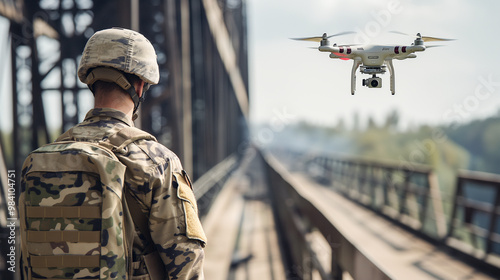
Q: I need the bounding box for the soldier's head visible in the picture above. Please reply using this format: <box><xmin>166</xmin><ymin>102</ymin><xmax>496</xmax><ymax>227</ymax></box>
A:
<box><xmin>77</xmin><ymin>27</ymin><xmax>159</xmax><ymax>113</ymax></box>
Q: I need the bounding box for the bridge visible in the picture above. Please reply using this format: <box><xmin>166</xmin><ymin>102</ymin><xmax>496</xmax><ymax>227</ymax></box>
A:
<box><xmin>198</xmin><ymin>148</ymin><xmax>500</xmax><ymax>279</ymax></box>
<box><xmin>0</xmin><ymin>1</ymin><xmax>499</xmax><ymax>279</ymax></box>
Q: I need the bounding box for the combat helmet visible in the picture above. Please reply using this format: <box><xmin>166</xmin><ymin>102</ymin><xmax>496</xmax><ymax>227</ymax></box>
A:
<box><xmin>78</xmin><ymin>27</ymin><xmax>159</xmax><ymax>113</ymax></box>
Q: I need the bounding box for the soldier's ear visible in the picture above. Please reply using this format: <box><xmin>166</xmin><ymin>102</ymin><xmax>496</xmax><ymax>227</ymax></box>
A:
<box><xmin>136</xmin><ymin>80</ymin><xmax>146</xmax><ymax>98</ymax></box>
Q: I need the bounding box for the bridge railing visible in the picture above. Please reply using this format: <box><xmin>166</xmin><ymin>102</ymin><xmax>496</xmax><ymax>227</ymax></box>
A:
<box><xmin>193</xmin><ymin>154</ymin><xmax>240</xmax><ymax>218</ymax></box>
<box><xmin>260</xmin><ymin>150</ymin><xmax>393</xmax><ymax>280</ymax></box>
<box><xmin>447</xmin><ymin>170</ymin><xmax>500</xmax><ymax>269</ymax></box>
<box><xmin>267</xmin><ymin>148</ymin><xmax>500</xmax><ymax>276</ymax></box>
<box><xmin>306</xmin><ymin>155</ymin><xmax>447</xmax><ymax>240</ymax></box>
<box><xmin>306</xmin><ymin>155</ymin><xmax>500</xmax><ymax>271</ymax></box>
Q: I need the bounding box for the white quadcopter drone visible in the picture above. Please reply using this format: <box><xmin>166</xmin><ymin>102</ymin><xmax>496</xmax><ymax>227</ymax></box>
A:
<box><xmin>292</xmin><ymin>31</ymin><xmax>454</xmax><ymax>95</ymax></box>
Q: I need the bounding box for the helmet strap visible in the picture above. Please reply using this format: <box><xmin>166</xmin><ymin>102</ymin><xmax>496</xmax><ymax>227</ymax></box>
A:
<box><xmin>85</xmin><ymin>67</ymin><xmax>144</xmax><ymax>114</ymax></box>
<box><xmin>126</xmin><ymin>86</ymin><xmax>143</xmax><ymax>114</ymax></box>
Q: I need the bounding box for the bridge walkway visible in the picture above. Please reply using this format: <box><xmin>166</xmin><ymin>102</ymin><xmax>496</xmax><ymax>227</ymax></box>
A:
<box><xmin>202</xmin><ymin>150</ymin><xmax>287</xmax><ymax>280</ymax></box>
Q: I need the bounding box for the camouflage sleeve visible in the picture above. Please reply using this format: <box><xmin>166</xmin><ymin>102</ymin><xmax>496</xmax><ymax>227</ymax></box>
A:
<box><xmin>148</xmin><ymin>161</ymin><xmax>207</xmax><ymax>279</ymax></box>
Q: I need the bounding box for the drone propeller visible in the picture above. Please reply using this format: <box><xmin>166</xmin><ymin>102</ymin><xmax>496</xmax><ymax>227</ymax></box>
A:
<box><xmin>291</xmin><ymin>31</ymin><xmax>355</xmax><ymax>42</ymax></box>
<box><xmin>420</xmin><ymin>36</ymin><xmax>455</xmax><ymax>42</ymax></box>
<box><xmin>390</xmin><ymin>31</ymin><xmax>455</xmax><ymax>42</ymax></box>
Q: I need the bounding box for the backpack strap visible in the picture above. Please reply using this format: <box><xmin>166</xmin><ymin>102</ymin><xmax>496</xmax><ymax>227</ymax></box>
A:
<box><xmin>124</xmin><ymin>191</ymin><xmax>155</xmax><ymax>252</ymax></box>
<box><xmin>124</xmin><ymin>191</ymin><xmax>165</xmax><ymax>279</ymax></box>
<box><xmin>103</xmin><ymin>126</ymin><xmax>165</xmax><ymax>279</ymax></box>
<box><xmin>103</xmin><ymin>126</ymin><xmax>157</xmax><ymax>152</ymax></box>
<box><xmin>121</xmin><ymin>190</ymin><xmax>136</xmax><ymax>278</ymax></box>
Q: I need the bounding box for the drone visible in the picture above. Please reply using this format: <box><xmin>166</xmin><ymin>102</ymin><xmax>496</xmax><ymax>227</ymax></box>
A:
<box><xmin>292</xmin><ymin>31</ymin><xmax>454</xmax><ymax>95</ymax></box>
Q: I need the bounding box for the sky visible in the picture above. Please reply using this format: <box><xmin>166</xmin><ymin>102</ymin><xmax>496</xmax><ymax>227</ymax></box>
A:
<box><xmin>246</xmin><ymin>0</ymin><xmax>500</xmax><ymax>129</ymax></box>
<box><xmin>1</xmin><ymin>1</ymin><xmax>499</xmax><ymax>132</ymax></box>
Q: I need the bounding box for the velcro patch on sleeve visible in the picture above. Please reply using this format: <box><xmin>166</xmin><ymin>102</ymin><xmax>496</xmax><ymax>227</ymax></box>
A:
<box><xmin>175</xmin><ymin>172</ymin><xmax>207</xmax><ymax>246</ymax></box>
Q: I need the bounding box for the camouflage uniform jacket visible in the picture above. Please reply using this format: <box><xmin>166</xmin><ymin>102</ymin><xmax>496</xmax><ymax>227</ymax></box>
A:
<box><xmin>58</xmin><ymin>108</ymin><xmax>206</xmax><ymax>279</ymax></box>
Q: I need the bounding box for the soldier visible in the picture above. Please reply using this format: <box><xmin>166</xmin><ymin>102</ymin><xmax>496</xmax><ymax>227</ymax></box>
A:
<box><xmin>26</xmin><ymin>27</ymin><xmax>207</xmax><ymax>279</ymax></box>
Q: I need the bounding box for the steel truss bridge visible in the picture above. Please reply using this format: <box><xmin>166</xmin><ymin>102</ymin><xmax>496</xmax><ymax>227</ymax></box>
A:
<box><xmin>1</xmin><ymin>1</ymin><xmax>500</xmax><ymax>279</ymax></box>
<box><xmin>0</xmin><ymin>0</ymin><xmax>248</xmax><ymax>278</ymax></box>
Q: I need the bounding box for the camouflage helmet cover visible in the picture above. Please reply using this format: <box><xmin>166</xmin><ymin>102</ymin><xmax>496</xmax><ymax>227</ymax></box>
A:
<box><xmin>78</xmin><ymin>27</ymin><xmax>160</xmax><ymax>85</ymax></box>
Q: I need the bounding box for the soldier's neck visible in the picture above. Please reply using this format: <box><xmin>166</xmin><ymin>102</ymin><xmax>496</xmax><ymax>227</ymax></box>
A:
<box><xmin>94</xmin><ymin>89</ymin><xmax>134</xmax><ymax>120</ymax></box>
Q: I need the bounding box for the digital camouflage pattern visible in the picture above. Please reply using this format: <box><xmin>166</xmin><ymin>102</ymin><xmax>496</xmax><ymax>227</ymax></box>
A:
<box><xmin>78</xmin><ymin>28</ymin><xmax>160</xmax><ymax>85</ymax></box>
<box><xmin>20</xmin><ymin>108</ymin><xmax>207</xmax><ymax>279</ymax></box>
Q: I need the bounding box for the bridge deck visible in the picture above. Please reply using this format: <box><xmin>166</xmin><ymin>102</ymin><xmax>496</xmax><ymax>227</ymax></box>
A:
<box><xmin>202</xmin><ymin>151</ymin><xmax>286</xmax><ymax>280</ymax></box>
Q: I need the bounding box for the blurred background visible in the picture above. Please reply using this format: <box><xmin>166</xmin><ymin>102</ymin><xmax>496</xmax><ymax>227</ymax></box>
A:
<box><xmin>1</xmin><ymin>0</ymin><xmax>500</xmax><ymax>279</ymax></box>
<box><xmin>249</xmin><ymin>0</ymin><xmax>500</xmax><ymax>175</ymax></box>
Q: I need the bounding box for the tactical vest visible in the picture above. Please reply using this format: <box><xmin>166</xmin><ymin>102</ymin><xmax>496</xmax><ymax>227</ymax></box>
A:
<box><xmin>20</xmin><ymin>127</ymin><xmax>163</xmax><ymax>280</ymax></box>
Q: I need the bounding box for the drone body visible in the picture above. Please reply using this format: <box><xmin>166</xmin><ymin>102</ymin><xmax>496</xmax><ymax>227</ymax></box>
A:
<box><xmin>293</xmin><ymin>32</ymin><xmax>453</xmax><ymax>95</ymax></box>
<box><xmin>322</xmin><ymin>42</ymin><xmax>424</xmax><ymax>95</ymax></box>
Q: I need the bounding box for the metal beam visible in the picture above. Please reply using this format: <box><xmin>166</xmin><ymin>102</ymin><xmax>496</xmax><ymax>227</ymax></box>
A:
<box><xmin>180</xmin><ymin>0</ymin><xmax>193</xmax><ymax>175</ymax></box>
<box><xmin>201</xmin><ymin>0</ymin><xmax>249</xmax><ymax>120</ymax></box>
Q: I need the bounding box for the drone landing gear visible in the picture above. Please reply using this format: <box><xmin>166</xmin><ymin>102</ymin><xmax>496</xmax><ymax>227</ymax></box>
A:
<box><xmin>387</xmin><ymin>59</ymin><xmax>395</xmax><ymax>95</ymax></box>
<box><xmin>351</xmin><ymin>60</ymin><xmax>362</xmax><ymax>95</ymax></box>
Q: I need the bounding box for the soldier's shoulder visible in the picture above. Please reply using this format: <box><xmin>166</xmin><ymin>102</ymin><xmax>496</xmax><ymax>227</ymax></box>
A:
<box><xmin>140</xmin><ymin>138</ymin><xmax>179</xmax><ymax>160</ymax></box>
<box><xmin>126</xmin><ymin>137</ymin><xmax>182</xmax><ymax>170</ymax></box>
